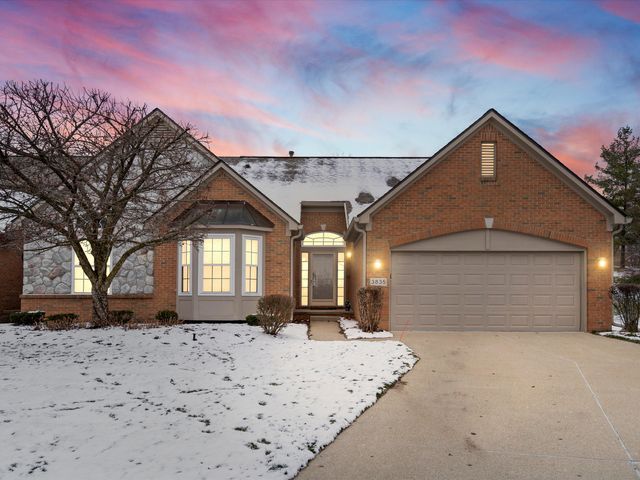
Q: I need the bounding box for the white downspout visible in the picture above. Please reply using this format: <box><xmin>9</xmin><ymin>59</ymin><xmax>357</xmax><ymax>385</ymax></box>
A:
<box><xmin>290</xmin><ymin>227</ymin><xmax>304</xmax><ymax>297</ymax></box>
<box><xmin>353</xmin><ymin>221</ymin><xmax>367</xmax><ymax>288</ymax></box>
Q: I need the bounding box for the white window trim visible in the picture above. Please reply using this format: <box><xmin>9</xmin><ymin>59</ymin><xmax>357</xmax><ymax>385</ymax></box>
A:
<box><xmin>242</xmin><ymin>235</ymin><xmax>263</xmax><ymax>297</ymax></box>
<box><xmin>178</xmin><ymin>241</ymin><xmax>192</xmax><ymax>296</ymax></box>
<box><xmin>70</xmin><ymin>243</ymin><xmax>112</xmax><ymax>295</ymax></box>
<box><xmin>198</xmin><ymin>234</ymin><xmax>235</xmax><ymax>296</ymax></box>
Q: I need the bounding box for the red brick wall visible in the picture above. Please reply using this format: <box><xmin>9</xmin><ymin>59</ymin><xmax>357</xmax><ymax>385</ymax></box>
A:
<box><xmin>362</xmin><ymin>120</ymin><xmax>613</xmax><ymax>331</ymax></box>
<box><xmin>22</xmin><ymin>169</ymin><xmax>292</xmax><ymax>321</ymax></box>
<box><xmin>300</xmin><ymin>210</ymin><xmax>347</xmax><ymax>235</ymax></box>
<box><xmin>0</xmin><ymin>240</ymin><xmax>23</xmax><ymax>320</ymax></box>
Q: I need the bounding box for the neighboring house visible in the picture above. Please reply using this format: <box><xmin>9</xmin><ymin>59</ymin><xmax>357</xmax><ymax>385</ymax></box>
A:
<box><xmin>0</xmin><ymin>232</ymin><xmax>22</xmax><ymax>321</ymax></box>
<box><xmin>19</xmin><ymin>109</ymin><xmax>628</xmax><ymax>331</ymax></box>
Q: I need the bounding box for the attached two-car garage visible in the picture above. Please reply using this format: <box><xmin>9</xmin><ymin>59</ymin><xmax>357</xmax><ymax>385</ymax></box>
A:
<box><xmin>390</xmin><ymin>230</ymin><xmax>583</xmax><ymax>331</ymax></box>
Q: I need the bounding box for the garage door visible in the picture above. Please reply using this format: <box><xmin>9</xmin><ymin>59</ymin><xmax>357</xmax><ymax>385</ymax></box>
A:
<box><xmin>391</xmin><ymin>251</ymin><xmax>581</xmax><ymax>331</ymax></box>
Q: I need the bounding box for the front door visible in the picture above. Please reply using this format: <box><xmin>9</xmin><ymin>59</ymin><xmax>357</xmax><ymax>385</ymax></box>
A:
<box><xmin>310</xmin><ymin>252</ymin><xmax>335</xmax><ymax>306</ymax></box>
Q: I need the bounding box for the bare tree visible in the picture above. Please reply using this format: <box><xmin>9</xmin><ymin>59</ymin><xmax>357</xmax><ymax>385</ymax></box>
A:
<box><xmin>0</xmin><ymin>80</ymin><xmax>213</xmax><ymax>323</ymax></box>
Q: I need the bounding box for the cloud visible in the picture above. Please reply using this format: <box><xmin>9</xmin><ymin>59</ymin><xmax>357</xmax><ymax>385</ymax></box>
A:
<box><xmin>599</xmin><ymin>0</ymin><xmax>640</xmax><ymax>23</ymax></box>
<box><xmin>529</xmin><ymin>115</ymin><xmax>625</xmax><ymax>177</ymax></box>
<box><xmin>448</xmin><ymin>2</ymin><xmax>593</xmax><ymax>76</ymax></box>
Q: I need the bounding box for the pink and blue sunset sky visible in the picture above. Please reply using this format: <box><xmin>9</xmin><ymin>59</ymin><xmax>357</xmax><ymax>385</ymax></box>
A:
<box><xmin>1</xmin><ymin>0</ymin><xmax>639</xmax><ymax>177</ymax></box>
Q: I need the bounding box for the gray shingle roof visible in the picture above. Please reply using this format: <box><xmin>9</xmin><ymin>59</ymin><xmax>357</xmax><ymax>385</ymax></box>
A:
<box><xmin>224</xmin><ymin>157</ymin><xmax>427</xmax><ymax>222</ymax></box>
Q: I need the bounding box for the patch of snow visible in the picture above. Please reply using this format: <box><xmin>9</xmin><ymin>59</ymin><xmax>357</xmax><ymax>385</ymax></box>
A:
<box><xmin>599</xmin><ymin>330</ymin><xmax>640</xmax><ymax>342</ymax></box>
<box><xmin>224</xmin><ymin>157</ymin><xmax>425</xmax><ymax>222</ymax></box>
<box><xmin>339</xmin><ymin>317</ymin><xmax>394</xmax><ymax>340</ymax></box>
<box><xmin>0</xmin><ymin>323</ymin><xmax>416</xmax><ymax>479</ymax></box>
<box><xmin>614</xmin><ymin>267</ymin><xmax>640</xmax><ymax>279</ymax></box>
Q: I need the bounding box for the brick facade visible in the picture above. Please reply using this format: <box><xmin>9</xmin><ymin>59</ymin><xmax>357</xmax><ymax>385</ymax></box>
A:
<box><xmin>18</xmin><ymin>115</ymin><xmax>617</xmax><ymax>330</ymax></box>
<box><xmin>351</xmin><ymin>120</ymin><xmax>613</xmax><ymax>331</ymax></box>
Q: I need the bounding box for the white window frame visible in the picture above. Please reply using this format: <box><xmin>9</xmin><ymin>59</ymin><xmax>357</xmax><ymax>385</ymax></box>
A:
<box><xmin>71</xmin><ymin>241</ymin><xmax>111</xmax><ymax>295</ymax></box>
<box><xmin>178</xmin><ymin>240</ymin><xmax>192</xmax><ymax>296</ymax></box>
<box><xmin>198</xmin><ymin>234</ymin><xmax>235</xmax><ymax>296</ymax></box>
<box><xmin>242</xmin><ymin>235</ymin><xmax>263</xmax><ymax>296</ymax></box>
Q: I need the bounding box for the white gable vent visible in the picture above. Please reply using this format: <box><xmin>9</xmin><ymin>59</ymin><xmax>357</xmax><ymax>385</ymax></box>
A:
<box><xmin>481</xmin><ymin>142</ymin><xmax>496</xmax><ymax>179</ymax></box>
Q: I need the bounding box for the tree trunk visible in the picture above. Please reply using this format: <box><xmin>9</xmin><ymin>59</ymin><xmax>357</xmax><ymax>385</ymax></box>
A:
<box><xmin>621</xmin><ymin>243</ymin><xmax>627</xmax><ymax>270</ymax></box>
<box><xmin>91</xmin><ymin>285</ymin><xmax>109</xmax><ymax>326</ymax></box>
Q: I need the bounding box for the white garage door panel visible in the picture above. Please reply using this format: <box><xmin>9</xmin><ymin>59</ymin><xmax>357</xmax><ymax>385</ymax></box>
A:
<box><xmin>390</xmin><ymin>252</ymin><xmax>581</xmax><ymax>331</ymax></box>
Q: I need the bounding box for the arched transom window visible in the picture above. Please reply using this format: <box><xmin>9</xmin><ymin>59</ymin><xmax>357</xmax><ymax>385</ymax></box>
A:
<box><xmin>302</xmin><ymin>231</ymin><xmax>345</xmax><ymax>247</ymax></box>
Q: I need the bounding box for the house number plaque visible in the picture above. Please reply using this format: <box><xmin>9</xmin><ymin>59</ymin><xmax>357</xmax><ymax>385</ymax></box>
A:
<box><xmin>369</xmin><ymin>278</ymin><xmax>388</xmax><ymax>287</ymax></box>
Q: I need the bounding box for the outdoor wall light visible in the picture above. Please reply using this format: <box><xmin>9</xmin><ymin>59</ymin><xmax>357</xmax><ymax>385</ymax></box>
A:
<box><xmin>346</xmin><ymin>251</ymin><xmax>353</xmax><ymax>259</ymax></box>
<box><xmin>484</xmin><ymin>217</ymin><xmax>494</xmax><ymax>229</ymax></box>
<box><xmin>373</xmin><ymin>259</ymin><xmax>382</xmax><ymax>270</ymax></box>
<box><xmin>597</xmin><ymin>257</ymin><xmax>607</xmax><ymax>269</ymax></box>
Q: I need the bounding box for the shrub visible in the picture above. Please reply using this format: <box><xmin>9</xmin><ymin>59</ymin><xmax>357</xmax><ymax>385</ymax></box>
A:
<box><xmin>357</xmin><ymin>287</ymin><xmax>383</xmax><ymax>333</ymax></box>
<box><xmin>610</xmin><ymin>284</ymin><xmax>640</xmax><ymax>333</ymax></box>
<box><xmin>246</xmin><ymin>314</ymin><xmax>259</xmax><ymax>326</ymax></box>
<box><xmin>155</xmin><ymin>310</ymin><xmax>182</xmax><ymax>325</ymax></box>
<box><xmin>617</xmin><ymin>273</ymin><xmax>640</xmax><ymax>285</ymax></box>
<box><xmin>109</xmin><ymin>310</ymin><xmax>135</xmax><ymax>325</ymax></box>
<box><xmin>257</xmin><ymin>295</ymin><xmax>294</xmax><ymax>336</ymax></box>
<box><xmin>90</xmin><ymin>316</ymin><xmax>113</xmax><ymax>329</ymax></box>
<box><xmin>45</xmin><ymin>313</ymin><xmax>80</xmax><ymax>330</ymax></box>
<box><xmin>9</xmin><ymin>310</ymin><xmax>45</xmax><ymax>326</ymax></box>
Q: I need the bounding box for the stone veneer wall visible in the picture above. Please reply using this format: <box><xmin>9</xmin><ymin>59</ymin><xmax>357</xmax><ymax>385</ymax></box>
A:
<box><xmin>23</xmin><ymin>245</ymin><xmax>153</xmax><ymax>295</ymax></box>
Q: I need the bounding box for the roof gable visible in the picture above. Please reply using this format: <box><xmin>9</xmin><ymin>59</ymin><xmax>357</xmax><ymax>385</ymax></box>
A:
<box><xmin>356</xmin><ymin>109</ymin><xmax>628</xmax><ymax>229</ymax></box>
<box><xmin>164</xmin><ymin>160</ymin><xmax>301</xmax><ymax>230</ymax></box>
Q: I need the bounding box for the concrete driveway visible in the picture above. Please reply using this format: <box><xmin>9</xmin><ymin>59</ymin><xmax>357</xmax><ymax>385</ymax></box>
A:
<box><xmin>297</xmin><ymin>332</ymin><xmax>640</xmax><ymax>480</ymax></box>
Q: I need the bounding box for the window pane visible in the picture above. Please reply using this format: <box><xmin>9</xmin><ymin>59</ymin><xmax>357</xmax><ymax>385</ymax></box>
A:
<box><xmin>180</xmin><ymin>241</ymin><xmax>191</xmax><ymax>293</ymax></box>
<box><xmin>222</xmin><ymin>279</ymin><xmax>231</xmax><ymax>292</ymax></box>
<box><xmin>73</xmin><ymin>242</ymin><xmax>95</xmax><ymax>293</ymax></box>
<box><xmin>302</xmin><ymin>232</ymin><xmax>345</xmax><ymax>247</ymax></box>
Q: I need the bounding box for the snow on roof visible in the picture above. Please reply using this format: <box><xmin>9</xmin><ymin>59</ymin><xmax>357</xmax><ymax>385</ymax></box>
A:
<box><xmin>223</xmin><ymin>157</ymin><xmax>426</xmax><ymax>222</ymax></box>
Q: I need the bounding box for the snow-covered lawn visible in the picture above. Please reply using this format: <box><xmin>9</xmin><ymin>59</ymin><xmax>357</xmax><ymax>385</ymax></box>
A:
<box><xmin>0</xmin><ymin>323</ymin><xmax>416</xmax><ymax>479</ymax></box>
<box><xmin>339</xmin><ymin>318</ymin><xmax>393</xmax><ymax>340</ymax></box>
<box><xmin>599</xmin><ymin>323</ymin><xmax>640</xmax><ymax>343</ymax></box>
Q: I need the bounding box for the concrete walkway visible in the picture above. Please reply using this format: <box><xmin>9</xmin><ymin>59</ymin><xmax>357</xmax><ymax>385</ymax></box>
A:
<box><xmin>297</xmin><ymin>332</ymin><xmax>640</xmax><ymax>480</ymax></box>
<box><xmin>308</xmin><ymin>317</ymin><xmax>345</xmax><ymax>341</ymax></box>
